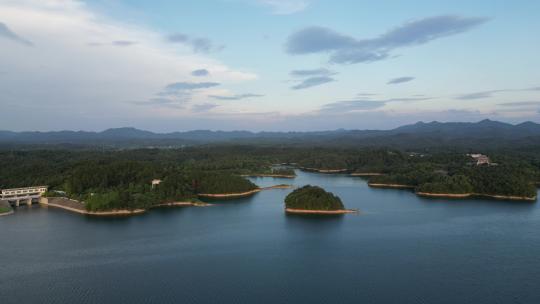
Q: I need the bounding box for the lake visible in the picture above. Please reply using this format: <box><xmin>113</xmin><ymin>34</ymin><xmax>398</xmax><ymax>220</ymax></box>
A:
<box><xmin>1</xmin><ymin>170</ymin><xmax>540</xmax><ymax>304</ymax></box>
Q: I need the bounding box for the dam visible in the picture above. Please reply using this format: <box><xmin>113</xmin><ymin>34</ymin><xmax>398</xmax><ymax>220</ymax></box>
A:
<box><xmin>1</xmin><ymin>186</ymin><xmax>48</xmax><ymax>207</ymax></box>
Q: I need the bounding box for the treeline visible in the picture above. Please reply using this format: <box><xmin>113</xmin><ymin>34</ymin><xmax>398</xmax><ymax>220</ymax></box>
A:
<box><xmin>188</xmin><ymin>172</ymin><xmax>257</xmax><ymax>194</ymax></box>
<box><xmin>271</xmin><ymin>168</ymin><xmax>295</xmax><ymax>176</ymax></box>
<box><xmin>372</xmin><ymin>163</ymin><xmax>537</xmax><ymax>198</ymax></box>
<box><xmin>83</xmin><ymin>172</ymin><xmax>196</xmax><ymax>211</ymax></box>
<box><xmin>0</xmin><ymin>146</ymin><xmax>538</xmax><ymax>210</ymax></box>
<box><xmin>66</xmin><ymin>164</ymin><xmax>256</xmax><ymax>211</ymax></box>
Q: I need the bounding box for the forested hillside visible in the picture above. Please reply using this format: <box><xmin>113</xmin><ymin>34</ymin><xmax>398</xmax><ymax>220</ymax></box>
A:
<box><xmin>2</xmin><ymin>120</ymin><xmax>540</xmax><ymax>150</ymax></box>
<box><xmin>1</xmin><ymin>144</ymin><xmax>539</xmax><ymax>210</ymax></box>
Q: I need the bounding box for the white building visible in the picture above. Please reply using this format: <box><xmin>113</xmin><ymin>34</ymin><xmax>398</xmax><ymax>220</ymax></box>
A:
<box><xmin>151</xmin><ymin>179</ymin><xmax>162</xmax><ymax>188</ymax></box>
<box><xmin>468</xmin><ymin>154</ymin><xmax>490</xmax><ymax>166</ymax></box>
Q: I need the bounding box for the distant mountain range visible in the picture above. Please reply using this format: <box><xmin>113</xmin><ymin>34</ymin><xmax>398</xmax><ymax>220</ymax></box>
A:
<box><xmin>1</xmin><ymin>119</ymin><xmax>540</xmax><ymax>150</ymax></box>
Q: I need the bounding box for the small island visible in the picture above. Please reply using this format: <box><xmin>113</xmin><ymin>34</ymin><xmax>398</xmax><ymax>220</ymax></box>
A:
<box><xmin>284</xmin><ymin>185</ymin><xmax>356</xmax><ymax>214</ymax></box>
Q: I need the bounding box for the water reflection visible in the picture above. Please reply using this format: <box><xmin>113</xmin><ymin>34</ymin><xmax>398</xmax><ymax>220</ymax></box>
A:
<box><xmin>1</xmin><ymin>170</ymin><xmax>539</xmax><ymax>304</ymax></box>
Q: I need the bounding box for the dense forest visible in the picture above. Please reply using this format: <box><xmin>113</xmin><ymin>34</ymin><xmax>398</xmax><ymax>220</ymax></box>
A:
<box><xmin>1</xmin><ymin>145</ymin><xmax>539</xmax><ymax>210</ymax></box>
<box><xmin>285</xmin><ymin>185</ymin><xmax>345</xmax><ymax>211</ymax></box>
<box><xmin>266</xmin><ymin>168</ymin><xmax>296</xmax><ymax>176</ymax></box>
<box><xmin>370</xmin><ymin>160</ymin><xmax>538</xmax><ymax>198</ymax></box>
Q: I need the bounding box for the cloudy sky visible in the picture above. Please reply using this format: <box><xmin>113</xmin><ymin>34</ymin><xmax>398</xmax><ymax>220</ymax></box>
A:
<box><xmin>1</xmin><ymin>0</ymin><xmax>539</xmax><ymax>131</ymax></box>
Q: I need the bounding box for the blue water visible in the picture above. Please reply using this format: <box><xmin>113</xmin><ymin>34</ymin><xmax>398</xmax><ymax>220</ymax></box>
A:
<box><xmin>1</xmin><ymin>170</ymin><xmax>540</xmax><ymax>304</ymax></box>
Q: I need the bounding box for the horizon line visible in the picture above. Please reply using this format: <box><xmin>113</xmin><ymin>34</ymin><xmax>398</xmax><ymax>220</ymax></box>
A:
<box><xmin>1</xmin><ymin>119</ymin><xmax>538</xmax><ymax>134</ymax></box>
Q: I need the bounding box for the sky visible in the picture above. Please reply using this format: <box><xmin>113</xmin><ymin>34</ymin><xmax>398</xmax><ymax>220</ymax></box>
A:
<box><xmin>1</xmin><ymin>0</ymin><xmax>539</xmax><ymax>132</ymax></box>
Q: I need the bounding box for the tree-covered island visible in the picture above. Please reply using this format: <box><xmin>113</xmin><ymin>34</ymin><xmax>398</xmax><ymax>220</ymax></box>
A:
<box><xmin>284</xmin><ymin>185</ymin><xmax>356</xmax><ymax>214</ymax></box>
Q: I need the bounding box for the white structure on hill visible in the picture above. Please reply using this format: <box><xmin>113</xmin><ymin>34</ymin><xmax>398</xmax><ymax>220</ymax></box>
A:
<box><xmin>151</xmin><ymin>179</ymin><xmax>162</xmax><ymax>188</ymax></box>
<box><xmin>468</xmin><ymin>154</ymin><xmax>491</xmax><ymax>166</ymax></box>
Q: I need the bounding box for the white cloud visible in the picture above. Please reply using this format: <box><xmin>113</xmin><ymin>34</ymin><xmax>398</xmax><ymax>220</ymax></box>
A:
<box><xmin>0</xmin><ymin>0</ymin><xmax>256</xmax><ymax>130</ymax></box>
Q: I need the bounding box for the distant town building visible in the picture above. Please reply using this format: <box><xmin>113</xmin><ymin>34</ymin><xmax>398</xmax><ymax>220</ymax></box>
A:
<box><xmin>408</xmin><ymin>152</ymin><xmax>426</xmax><ymax>157</ymax></box>
<box><xmin>468</xmin><ymin>154</ymin><xmax>491</xmax><ymax>166</ymax></box>
<box><xmin>151</xmin><ymin>179</ymin><xmax>162</xmax><ymax>188</ymax></box>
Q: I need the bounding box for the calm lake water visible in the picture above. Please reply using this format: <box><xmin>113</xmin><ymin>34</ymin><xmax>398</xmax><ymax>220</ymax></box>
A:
<box><xmin>1</xmin><ymin>170</ymin><xmax>540</xmax><ymax>304</ymax></box>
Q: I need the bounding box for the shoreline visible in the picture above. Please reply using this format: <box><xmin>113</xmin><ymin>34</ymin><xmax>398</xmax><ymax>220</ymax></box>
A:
<box><xmin>151</xmin><ymin>201</ymin><xmax>212</xmax><ymax>208</ymax></box>
<box><xmin>40</xmin><ymin>197</ymin><xmax>211</xmax><ymax>217</ymax></box>
<box><xmin>350</xmin><ymin>172</ymin><xmax>384</xmax><ymax>176</ymax></box>
<box><xmin>416</xmin><ymin>191</ymin><xmax>537</xmax><ymax>201</ymax></box>
<box><xmin>261</xmin><ymin>184</ymin><xmax>293</xmax><ymax>190</ymax></box>
<box><xmin>285</xmin><ymin>208</ymin><xmax>358</xmax><ymax>214</ymax></box>
<box><xmin>0</xmin><ymin>200</ymin><xmax>14</xmax><ymax>217</ymax></box>
<box><xmin>198</xmin><ymin>184</ymin><xmax>292</xmax><ymax>198</ymax></box>
<box><xmin>300</xmin><ymin>167</ymin><xmax>349</xmax><ymax>174</ymax></box>
<box><xmin>368</xmin><ymin>183</ymin><xmax>415</xmax><ymax>189</ymax></box>
<box><xmin>41</xmin><ymin>198</ymin><xmax>146</xmax><ymax>216</ymax></box>
<box><xmin>416</xmin><ymin>192</ymin><xmax>471</xmax><ymax>198</ymax></box>
<box><xmin>198</xmin><ymin>188</ymin><xmax>261</xmax><ymax>198</ymax></box>
<box><xmin>44</xmin><ymin>202</ymin><xmax>146</xmax><ymax>216</ymax></box>
<box><xmin>0</xmin><ymin>210</ymin><xmax>14</xmax><ymax>217</ymax></box>
<box><xmin>34</xmin><ymin>185</ymin><xmax>293</xmax><ymax>216</ymax></box>
<box><xmin>242</xmin><ymin>174</ymin><xmax>296</xmax><ymax>178</ymax></box>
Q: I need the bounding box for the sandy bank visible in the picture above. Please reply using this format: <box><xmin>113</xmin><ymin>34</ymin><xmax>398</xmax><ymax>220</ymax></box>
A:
<box><xmin>261</xmin><ymin>185</ymin><xmax>293</xmax><ymax>190</ymax></box>
<box><xmin>416</xmin><ymin>192</ymin><xmax>537</xmax><ymax>201</ymax></box>
<box><xmin>242</xmin><ymin>174</ymin><xmax>296</xmax><ymax>178</ymax></box>
<box><xmin>285</xmin><ymin>208</ymin><xmax>358</xmax><ymax>214</ymax></box>
<box><xmin>151</xmin><ymin>201</ymin><xmax>212</xmax><ymax>208</ymax></box>
<box><xmin>368</xmin><ymin>183</ymin><xmax>415</xmax><ymax>189</ymax></box>
<box><xmin>198</xmin><ymin>185</ymin><xmax>292</xmax><ymax>198</ymax></box>
<box><xmin>300</xmin><ymin>167</ymin><xmax>349</xmax><ymax>174</ymax></box>
<box><xmin>198</xmin><ymin>189</ymin><xmax>261</xmax><ymax>198</ymax></box>
<box><xmin>416</xmin><ymin>192</ymin><xmax>471</xmax><ymax>198</ymax></box>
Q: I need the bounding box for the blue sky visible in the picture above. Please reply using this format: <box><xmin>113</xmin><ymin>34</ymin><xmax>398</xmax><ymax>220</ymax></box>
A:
<box><xmin>0</xmin><ymin>0</ymin><xmax>539</xmax><ymax>131</ymax></box>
